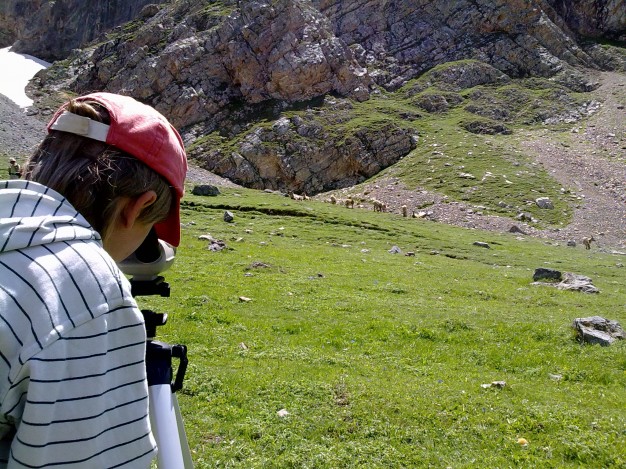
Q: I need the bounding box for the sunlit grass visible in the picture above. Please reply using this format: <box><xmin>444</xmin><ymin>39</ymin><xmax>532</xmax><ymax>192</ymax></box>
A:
<box><xmin>138</xmin><ymin>188</ymin><xmax>626</xmax><ymax>468</ymax></box>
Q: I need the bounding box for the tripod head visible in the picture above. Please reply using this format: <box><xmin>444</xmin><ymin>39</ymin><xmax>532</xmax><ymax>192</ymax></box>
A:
<box><xmin>118</xmin><ymin>228</ymin><xmax>176</xmax><ymax>298</ymax></box>
<box><xmin>117</xmin><ymin>227</ymin><xmax>177</xmax><ymax>336</ymax></box>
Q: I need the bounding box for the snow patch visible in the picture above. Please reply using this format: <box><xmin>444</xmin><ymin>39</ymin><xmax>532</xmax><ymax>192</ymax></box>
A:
<box><xmin>0</xmin><ymin>47</ymin><xmax>51</xmax><ymax>108</ymax></box>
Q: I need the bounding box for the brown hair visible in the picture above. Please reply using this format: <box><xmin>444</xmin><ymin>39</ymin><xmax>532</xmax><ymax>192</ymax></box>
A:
<box><xmin>23</xmin><ymin>99</ymin><xmax>174</xmax><ymax>241</ymax></box>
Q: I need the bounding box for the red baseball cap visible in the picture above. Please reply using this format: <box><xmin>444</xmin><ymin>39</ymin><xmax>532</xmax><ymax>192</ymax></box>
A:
<box><xmin>47</xmin><ymin>92</ymin><xmax>187</xmax><ymax>246</ymax></box>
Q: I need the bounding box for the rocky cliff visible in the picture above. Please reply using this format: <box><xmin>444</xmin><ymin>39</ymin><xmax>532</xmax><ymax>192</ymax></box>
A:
<box><xmin>193</xmin><ymin>107</ymin><xmax>418</xmax><ymax>194</ymax></box>
<box><xmin>547</xmin><ymin>0</ymin><xmax>626</xmax><ymax>39</ymax></box>
<box><xmin>8</xmin><ymin>0</ymin><xmax>626</xmax><ymax>193</ymax></box>
<box><xmin>0</xmin><ymin>0</ymin><xmax>170</xmax><ymax>60</ymax></box>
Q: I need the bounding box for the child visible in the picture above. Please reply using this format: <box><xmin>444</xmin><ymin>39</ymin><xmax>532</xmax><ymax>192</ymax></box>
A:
<box><xmin>0</xmin><ymin>92</ymin><xmax>187</xmax><ymax>467</ymax></box>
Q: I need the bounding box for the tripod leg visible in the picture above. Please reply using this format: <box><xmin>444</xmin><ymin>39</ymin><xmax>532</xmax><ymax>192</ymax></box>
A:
<box><xmin>149</xmin><ymin>384</ymin><xmax>188</xmax><ymax>468</ymax></box>
<box><xmin>146</xmin><ymin>340</ymin><xmax>193</xmax><ymax>468</ymax></box>
<box><xmin>172</xmin><ymin>394</ymin><xmax>194</xmax><ymax>468</ymax></box>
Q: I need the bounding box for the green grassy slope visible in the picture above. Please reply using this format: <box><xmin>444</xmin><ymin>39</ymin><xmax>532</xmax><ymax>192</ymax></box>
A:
<box><xmin>139</xmin><ymin>187</ymin><xmax>626</xmax><ymax>468</ymax></box>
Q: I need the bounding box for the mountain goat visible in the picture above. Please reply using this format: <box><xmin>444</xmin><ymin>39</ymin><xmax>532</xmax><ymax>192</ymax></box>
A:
<box><xmin>582</xmin><ymin>236</ymin><xmax>595</xmax><ymax>250</ymax></box>
<box><xmin>372</xmin><ymin>199</ymin><xmax>386</xmax><ymax>212</ymax></box>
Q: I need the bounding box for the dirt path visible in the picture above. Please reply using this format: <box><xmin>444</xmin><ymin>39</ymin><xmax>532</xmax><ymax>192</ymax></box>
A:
<box><xmin>521</xmin><ymin>71</ymin><xmax>626</xmax><ymax>250</ymax></box>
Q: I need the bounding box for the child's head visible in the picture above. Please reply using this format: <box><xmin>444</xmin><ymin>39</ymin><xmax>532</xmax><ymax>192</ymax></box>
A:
<box><xmin>24</xmin><ymin>93</ymin><xmax>187</xmax><ymax>248</ymax></box>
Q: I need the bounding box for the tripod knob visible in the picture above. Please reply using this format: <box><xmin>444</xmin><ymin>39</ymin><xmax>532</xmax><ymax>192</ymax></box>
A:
<box><xmin>146</xmin><ymin>340</ymin><xmax>188</xmax><ymax>393</ymax></box>
<box><xmin>141</xmin><ymin>309</ymin><xmax>168</xmax><ymax>338</ymax></box>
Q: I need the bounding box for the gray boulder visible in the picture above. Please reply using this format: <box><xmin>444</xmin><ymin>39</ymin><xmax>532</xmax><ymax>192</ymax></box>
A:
<box><xmin>192</xmin><ymin>185</ymin><xmax>221</xmax><ymax>196</ymax></box>
<box><xmin>573</xmin><ymin>316</ymin><xmax>625</xmax><ymax>346</ymax></box>
<box><xmin>533</xmin><ymin>268</ymin><xmax>562</xmax><ymax>282</ymax></box>
<box><xmin>532</xmin><ymin>271</ymin><xmax>599</xmax><ymax>293</ymax></box>
<box><xmin>535</xmin><ymin>197</ymin><xmax>554</xmax><ymax>209</ymax></box>
<box><xmin>558</xmin><ymin>272</ymin><xmax>599</xmax><ymax>294</ymax></box>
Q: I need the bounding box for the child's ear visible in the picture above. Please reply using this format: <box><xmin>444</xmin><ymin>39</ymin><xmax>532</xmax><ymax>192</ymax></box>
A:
<box><xmin>119</xmin><ymin>191</ymin><xmax>157</xmax><ymax>228</ymax></box>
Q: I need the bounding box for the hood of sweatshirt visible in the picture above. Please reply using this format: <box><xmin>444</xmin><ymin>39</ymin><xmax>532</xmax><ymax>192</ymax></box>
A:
<box><xmin>0</xmin><ymin>180</ymin><xmax>100</xmax><ymax>253</ymax></box>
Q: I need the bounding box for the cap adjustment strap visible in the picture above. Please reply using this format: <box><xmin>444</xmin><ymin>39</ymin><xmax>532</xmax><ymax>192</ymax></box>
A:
<box><xmin>49</xmin><ymin>111</ymin><xmax>110</xmax><ymax>142</ymax></box>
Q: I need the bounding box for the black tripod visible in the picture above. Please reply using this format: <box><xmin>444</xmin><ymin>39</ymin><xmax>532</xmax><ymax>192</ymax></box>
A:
<box><xmin>131</xmin><ymin>276</ymin><xmax>194</xmax><ymax>468</ymax></box>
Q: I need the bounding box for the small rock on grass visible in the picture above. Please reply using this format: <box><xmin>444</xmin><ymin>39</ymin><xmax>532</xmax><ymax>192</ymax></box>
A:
<box><xmin>473</xmin><ymin>241</ymin><xmax>490</xmax><ymax>249</ymax></box>
<box><xmin>481</xmin><ymin>380</ymin><xmax>506</xmax><ymax>389</ymax></box>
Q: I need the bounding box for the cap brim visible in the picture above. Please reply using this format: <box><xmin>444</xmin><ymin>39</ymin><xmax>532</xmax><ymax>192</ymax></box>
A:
<box><xmin>154</xmin><ymin>195</ymin><xmax>181</xmax><ymax>247</ymax></box>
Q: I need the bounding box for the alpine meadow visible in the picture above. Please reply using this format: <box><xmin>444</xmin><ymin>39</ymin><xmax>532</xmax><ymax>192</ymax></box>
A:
<box><xmin>134</xmin><ymin>186</ymin><xmax>626</xmax><ymax>468</ymax></box>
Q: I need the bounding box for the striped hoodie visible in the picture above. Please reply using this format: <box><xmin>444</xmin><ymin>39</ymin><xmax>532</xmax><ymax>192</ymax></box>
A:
<box><xmin>0</xmin><ymin>180</ymin><xmax>156</xmax><ymax>468</ymax></box>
